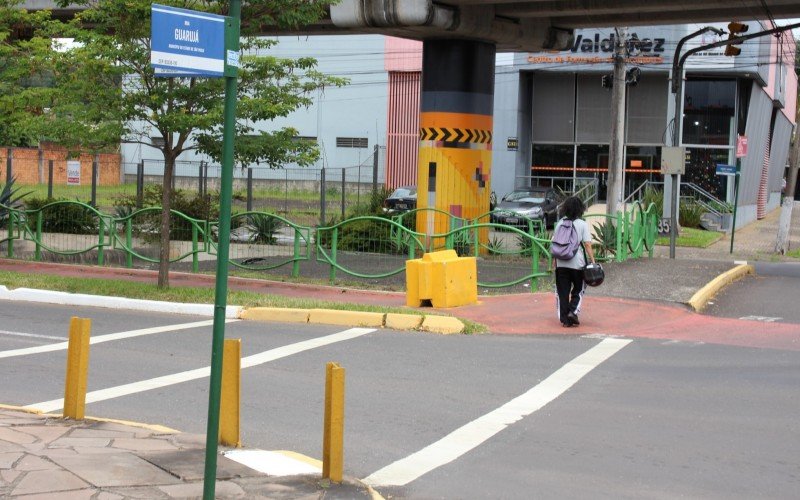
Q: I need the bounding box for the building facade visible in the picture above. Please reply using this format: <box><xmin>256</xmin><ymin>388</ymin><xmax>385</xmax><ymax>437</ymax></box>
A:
<box><xmin>493</xmin><ymin>22</ymin><xmax>797</xmax><ymax>227</ymax></box>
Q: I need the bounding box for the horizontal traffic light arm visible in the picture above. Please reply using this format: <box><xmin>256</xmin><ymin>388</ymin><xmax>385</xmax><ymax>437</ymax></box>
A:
<box><xmin>677</xmin><ymin>21</ymin><xmax>800</xmax><ymax>70</ymax></box>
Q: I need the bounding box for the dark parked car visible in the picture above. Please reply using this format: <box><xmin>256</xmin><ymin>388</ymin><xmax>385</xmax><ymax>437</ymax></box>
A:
<box><xmin>383</xmin><ymin>186</ymin><xmax>417</xmax><ymax>213</ymax></box>
<box><xmin>490</xmin><ymin>188</ymin><xmax>561</xmax><ymax>228</ymax></box>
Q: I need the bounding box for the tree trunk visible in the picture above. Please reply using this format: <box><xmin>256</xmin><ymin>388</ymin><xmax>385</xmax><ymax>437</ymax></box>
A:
<box><xmin>776</xmin><ymin>108</ymin><xmax>798</xmax><ymax>253</ymax></box>
<box><xmin>157</xmin><ymin>155</ymin><xmax>175</xmax><ymax>289</ymax></box>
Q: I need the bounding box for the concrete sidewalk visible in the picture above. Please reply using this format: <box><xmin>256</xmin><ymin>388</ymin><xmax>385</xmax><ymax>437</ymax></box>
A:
<box><xmin>0</xmin><ymin>406</ymin><xmax>377</xmax><ymax>499</ymax></box>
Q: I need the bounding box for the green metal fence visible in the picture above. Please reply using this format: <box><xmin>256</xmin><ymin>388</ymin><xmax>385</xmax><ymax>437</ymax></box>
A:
<box><xmin>0</xmin><ymin>199</ymin><xmax>658</xmax><ymax>291</ymax></box>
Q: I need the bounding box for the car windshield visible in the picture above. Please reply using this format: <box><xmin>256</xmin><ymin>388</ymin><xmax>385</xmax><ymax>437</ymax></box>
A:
<box><xmin>504</xmin><ymin>191</ymin><xmax>546</xmax><ymax>203</ymax></box>
<box><xmin>390</xmin><ymin>187</ymin><xmax>416</xmax><ymax>198</ymax></box>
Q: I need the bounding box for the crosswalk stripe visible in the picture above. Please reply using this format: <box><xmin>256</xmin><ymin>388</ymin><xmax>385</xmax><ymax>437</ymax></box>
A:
<box><xmin>0</xmin><ymin>320</ymin><xmax>234</xmax><ymax>359</ymax></box>
<box><xmin>362</xmin><ymin>337</ymin><xmax>632</xmax><ymax>487</ymax></box>
<box><xmin>25</xmin><ymin>327</ymin><xmax>376</xmax><ymax>413</ymax></box>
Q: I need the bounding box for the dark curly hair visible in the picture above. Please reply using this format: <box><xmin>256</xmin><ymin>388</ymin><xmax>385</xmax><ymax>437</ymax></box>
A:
<box><xmin>559</xmin><ymin>196</ymin><xmax>585</xmax><ymax>220</ymax></box>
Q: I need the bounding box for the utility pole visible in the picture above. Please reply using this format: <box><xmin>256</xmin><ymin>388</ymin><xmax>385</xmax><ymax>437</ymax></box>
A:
<box><xmin>606</xmin><ymin>27</ymin><xmax>627</xmax><ymax>216</ymax></box>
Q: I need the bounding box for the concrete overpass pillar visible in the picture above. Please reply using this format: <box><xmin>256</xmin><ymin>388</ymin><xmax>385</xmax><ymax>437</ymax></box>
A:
<box><xmin>417</xmin><ymin>39</ymin><xmax>495</xmax><ymax>242</ymax></box>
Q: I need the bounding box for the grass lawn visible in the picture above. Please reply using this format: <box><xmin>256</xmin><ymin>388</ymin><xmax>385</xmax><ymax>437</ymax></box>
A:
<box><xmin>655</xmin><ymin>227</ymin><xmax>724</xmax><ymax>248</ymax></box>
<box><xmin>0</xmin><ymin>270</ymin><xmax>486</xmax><ymax>334</ymax></box>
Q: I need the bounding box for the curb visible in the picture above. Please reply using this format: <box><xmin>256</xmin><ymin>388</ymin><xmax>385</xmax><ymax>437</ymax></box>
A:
<box><xmin>240</xmin><ymin>307</ymin><xmax>465</xmax><ymax>334</ymax></box>
<box><xmin>687</xmin><ymin>263</ymin><xmax>755</xmax><ymax>312</ymax></box>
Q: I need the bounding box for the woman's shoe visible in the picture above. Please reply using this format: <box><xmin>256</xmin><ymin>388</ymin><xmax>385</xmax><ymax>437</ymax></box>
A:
<box><xmin>567</xmin><ymin>312</ymin><xmax>580</xmax><ymax>325</ymax></box>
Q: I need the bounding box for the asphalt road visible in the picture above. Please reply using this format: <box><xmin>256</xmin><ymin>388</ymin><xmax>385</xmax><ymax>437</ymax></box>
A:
<box><xmin>1</xmin><ymin>301</ymin><xmax>799</xmax><ymax>499</ymax></box>
<box><xmin>704</xmin><ymin>262</ymin><xmax>800</xmax><ymax>324</ymax></box>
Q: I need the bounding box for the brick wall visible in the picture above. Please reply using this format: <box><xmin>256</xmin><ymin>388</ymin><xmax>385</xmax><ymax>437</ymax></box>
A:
<box><xmin>0</xmin><ymin>147</ymin><xmax>121</xmax><ymax>186</ymax></box>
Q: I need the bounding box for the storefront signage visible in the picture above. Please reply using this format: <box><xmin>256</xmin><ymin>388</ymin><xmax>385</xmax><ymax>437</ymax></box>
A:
<box><xmin>66</xmin><ymin>160</ymin><xmax>81</xmax><ymax>185</ymax></box>
<box><xmin>507</xmin><ymin>137</ymin><xmax>518</xmax><ymax>151</ymax></box>
<box><xmin>528</xmin><ymin>30</ymin><xmax>666</xmax><ymax>65</ymax></box>
<box><xmin>715</xmin><ymin>164</ymin><xmax>737</xmax><ymax>176</ymax></box>
<box><xmin>736</xmin><ymin>135</ymin><xmax>748</xmax><ymax>157</ymax></box>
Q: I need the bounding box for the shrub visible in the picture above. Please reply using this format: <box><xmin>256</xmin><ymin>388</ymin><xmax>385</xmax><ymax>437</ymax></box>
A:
<box><xmin>23</xmin><ymin>197</ymin><xmax>99</xmax><ymax>235</ymax></box>
<box><xmin>642</xmin><ymin>186</ymin><xmax>663</xmax><ymax>216</ymax></box>
<box><xmin>679</xmin><ymin>202</ymin><xmax>705</xmax><ymax>228</ymax></box>
<box><xmin>0</xmin><ymin>176</ymin><xmax>30</xmax><ymax>229</ymax></box>
<box><xmin>113</xmin><ymin>185</ymin><xmax>219</xmax><ymax>242</ymax></box>
<box><xmin>245</xmin><ymin>213</ymin><xmax>283</xmax><ymax>244</ymax></box>
<box><xmin>592</xmin><ymin>219</ymin><xmax>617</xmax><ymax>259</ymax></box>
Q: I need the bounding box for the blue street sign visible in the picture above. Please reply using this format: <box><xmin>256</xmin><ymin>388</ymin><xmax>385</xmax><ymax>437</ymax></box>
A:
<box><xmin>716</xmin><ymin>163</ymin><xmax>737</xmax><ymax>176</ymax></box>
<box><xmin>151</xmin><ymin>4</ymin><xmax>226</xmax><ymax>77</ymax></box>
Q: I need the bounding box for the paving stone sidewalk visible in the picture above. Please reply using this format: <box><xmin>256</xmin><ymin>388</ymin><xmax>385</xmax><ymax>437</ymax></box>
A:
<box><xmin>0</xmin><ymin>408</ymin><xmax>376</xmax><ymax>499</ymax></box>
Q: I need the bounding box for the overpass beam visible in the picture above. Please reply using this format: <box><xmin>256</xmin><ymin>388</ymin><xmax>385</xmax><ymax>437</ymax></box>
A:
<box><xmin>417</xmin><ymin>39</ymin><xmax>495</xmax><ymax>244</ymax></box>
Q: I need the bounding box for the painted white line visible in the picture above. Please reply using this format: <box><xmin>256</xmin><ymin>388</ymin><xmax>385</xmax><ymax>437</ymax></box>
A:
<box><xmin>224</xmin><ymin>450</ymin><xmax>321</xmax><ymax>476</ymax></box>
<box><xmin>0</xmin><ymin>285</ymin><xmax>242</xmax><ymax>318</ymax></box>
<box><xmin>739</xmin><ymin>315</ymin><xmax>782</xmax><ymax>322</ymax></box>
<box><xmin>25</xmin><ymin>327</ymin><xmax>375</xmax><ymax>413</ymax></box>
<box><xmin>0</xmin><ymin>329</ymin><xmax>65</xmax><ymax>341</ymax></box>
<box><xmin>362</xmin><ymin>337</ymin><xmax>632</xmax><ymax>487</ymax></box>
<box><xmin>0</xmin><ymin>320</ymin><xmax>234</xmax><ymax>360</ymax></box>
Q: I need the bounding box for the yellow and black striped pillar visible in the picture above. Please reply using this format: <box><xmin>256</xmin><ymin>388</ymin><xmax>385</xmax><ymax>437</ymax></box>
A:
<box><xmin>417</xmin><ymin>39</ymin><xmax>495</xmax><ymax>245</ymax></box>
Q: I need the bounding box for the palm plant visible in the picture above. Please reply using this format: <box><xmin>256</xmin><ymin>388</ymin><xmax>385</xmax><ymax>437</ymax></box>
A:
<box><xmin>246</xmin><ymin>213</ymin><xmax>283</xmax><ymax>244</ymax></box>
<box><xmin>0</xmin><ymin>176</ymin><xmax>31</xmax><ymax>229</ymax></box>
<box><xmin>592</xmin><ymin>219</ymin><xmax>617</xmax><ymax>259</ymax></box>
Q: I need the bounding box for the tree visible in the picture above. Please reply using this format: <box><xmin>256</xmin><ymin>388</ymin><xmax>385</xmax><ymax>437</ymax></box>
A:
<box><xmin>39</xmin><ymin>0</ymin><xmax>344</xmax><ymax>288</ymax></box>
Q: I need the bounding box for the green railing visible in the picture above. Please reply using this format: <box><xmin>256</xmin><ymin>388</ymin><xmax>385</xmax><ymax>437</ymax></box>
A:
<box><xmin>0</xmin><ymin>199</ymin><xmax>658</xmax><ymax>291</ymax></box>
<box><xmin>113</xmin><ymin>207</ymin><xmax>209</xmax><ymax>272</ymax></box>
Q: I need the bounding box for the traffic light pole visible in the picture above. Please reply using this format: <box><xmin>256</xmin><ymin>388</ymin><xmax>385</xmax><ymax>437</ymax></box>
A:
<box><xmin>668</xmin><ymin>27</ymin><xmax>724</xmax><ymax>258</ymax></box>
<box><xmin>666</xmin><ymin>21</ymin><xmax>800</xmax><ymax>259</ymax></box>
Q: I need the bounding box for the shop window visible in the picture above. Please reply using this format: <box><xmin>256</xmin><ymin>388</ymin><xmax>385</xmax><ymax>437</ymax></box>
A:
<box><xmin>684</xmin><ymin>148</ymin><xmax>729</xmax><ymax>201</ymax></box>
<box><xmin>682</xmin><ymin>79</ymin><xmax>736</xmax><ymax>146</ymax></box>
<box><xmin>625</xmin><ymin>146</ymin><xmax>661</xmax><ymax>197</ymax></box>
<box><xmin>530</xmin><ymin>144</ymin><xmax>573</xmax><ymax>190</ymax></box>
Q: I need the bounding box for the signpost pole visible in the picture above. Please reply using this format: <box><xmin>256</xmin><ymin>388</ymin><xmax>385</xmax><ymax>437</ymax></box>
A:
<box><xmin>202</xmin><ymin>1</ymin><xmax>240</xmax><ymax>498</ymax></box>
<box><xmin>729</xmin><ymin>159</ymin><xmax>740</xmax><ymax>254</ymax></box>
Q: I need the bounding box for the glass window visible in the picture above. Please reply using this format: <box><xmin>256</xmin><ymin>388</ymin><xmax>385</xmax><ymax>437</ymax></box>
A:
<box><xmin>577</xmin><ymin>144</ymin><xmax>609</xmax><ymax>200</ymax></box>
<box><xmin>682</xmin><ymin>79</ymin><xmax>736</xmax><ymax>146</ymax></box>
<box><xmin>684</xmin><ymin>148</ymin><xmax>730</xmax><ymax>200</ymax></box>
<box><xmin>625</xmin><ymin>146</ymin><xmax>661</xmax><ymax>198</ymax></box>
<box><xmin>530</xmin><ymin>144</ymin><xmax>574</xmax><ymax>190</ymax></box>
<box><xmin>576</xmin><ymin>144</ymin><xmax>609</xmax><ymax>173</ymax></box>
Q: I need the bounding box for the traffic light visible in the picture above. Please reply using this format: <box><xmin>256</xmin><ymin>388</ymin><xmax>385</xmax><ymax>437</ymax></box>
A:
<box><xmin>724</xmin><ymin>22</ymin><xmax>749</xmax><ymax>56</ymax></box>
<box><xmin>626</xmin><ymin>67</ymin><xmax>641</xmax><ymax>86</ymax></box>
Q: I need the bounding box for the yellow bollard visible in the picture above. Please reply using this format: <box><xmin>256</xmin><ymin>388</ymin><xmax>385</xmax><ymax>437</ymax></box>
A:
<box><xmin>219</xmin><ymin>338</ymin><xmax>241</xmax><ymax>447</ymax></box>
<box><xmin>63</xmin><ymin>317</ymin><xmax>91</xmax><ymax>420</ymax></box>
<box><xmin>322</xmin><ymin>362</ymin><xmax>345</xmax><ymax>483</ymax></box>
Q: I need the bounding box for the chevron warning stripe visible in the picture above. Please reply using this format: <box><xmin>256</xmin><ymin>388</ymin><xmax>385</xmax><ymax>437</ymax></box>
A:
<box><xmin>419</xmin><ymin>127</ymin><xmax>492</xmax><ymax>144</ymax></box>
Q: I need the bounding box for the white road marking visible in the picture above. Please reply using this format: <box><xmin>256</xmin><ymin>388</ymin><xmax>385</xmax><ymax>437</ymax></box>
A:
<box><xmin>0</xmin><ymin>329</ymin><xmax>65</xmax><ymax>341</ymax></box>
<box><xmin>224</xmin><ymin>450</ymin><xmax>321</xmax><ymax>476</ymax></box>
<box><xmin>362</xmin><ymin>337</ymin><xmax>632</xmax><ymax>487</ymax></box>
<box><xmin>0</xmin><ymin>320</ymin><xmax>232</xmax><ymax>359</ymax></box>
<box><xmin>739</xmin><ymin>315</ymin><xmax>782</xmax><ymax>322</ymax></box>
<box><xmin>26</xmin><ymin>327</ymin><xmax>375</xmax><ymax>413</ymax></box>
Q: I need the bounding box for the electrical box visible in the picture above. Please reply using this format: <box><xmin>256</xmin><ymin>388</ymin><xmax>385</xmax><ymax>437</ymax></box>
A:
<box><xmin>661</xmin><ymin>146</ymin><xmax>686</xmax><ymax>175</ymax></box>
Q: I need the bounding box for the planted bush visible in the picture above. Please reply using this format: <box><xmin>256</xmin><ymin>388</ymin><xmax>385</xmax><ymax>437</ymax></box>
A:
<box><xmin>679</xmin><ymin>202</ymin><xmax>705</xmax><ymax>228</ymax></box>
<box><xmin>24</xmin><ymin>197</ymin><xmax>99</xmax><ymax>235</ymax></box>
<box><xmin>113</xmin><ymin>185</ymin><xmax>219</xmax><ymax>241</ymax></box>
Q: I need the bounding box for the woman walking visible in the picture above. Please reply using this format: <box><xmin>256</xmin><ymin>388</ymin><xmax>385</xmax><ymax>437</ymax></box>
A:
<box><xmin>553</xmin><ymin>196</ymin><xmax>595</xmax><ymax>327</ymax></box>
